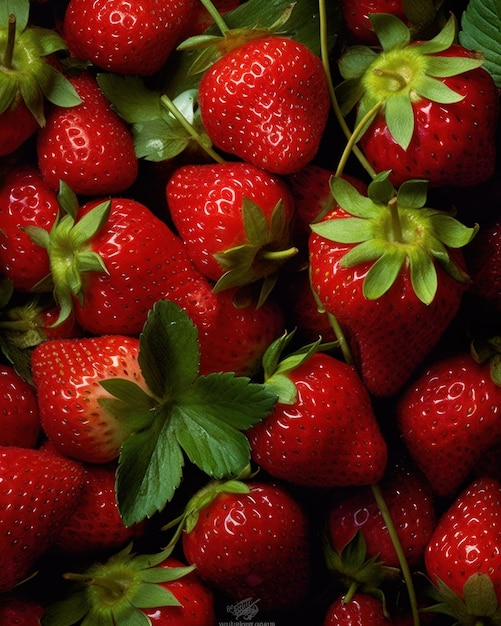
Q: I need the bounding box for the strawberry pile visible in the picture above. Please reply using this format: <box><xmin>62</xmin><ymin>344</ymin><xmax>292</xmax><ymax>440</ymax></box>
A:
<box><xmin>1</xmin><ymin>0</ymin><xmax>501</xmax><ymax>624</ymax></box>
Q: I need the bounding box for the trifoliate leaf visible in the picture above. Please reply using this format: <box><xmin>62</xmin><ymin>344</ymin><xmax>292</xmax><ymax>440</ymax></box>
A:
<box><xmin>460</xmin><ymin>0</ymin><xmax>501</xmax><ymax>87</ymax></box>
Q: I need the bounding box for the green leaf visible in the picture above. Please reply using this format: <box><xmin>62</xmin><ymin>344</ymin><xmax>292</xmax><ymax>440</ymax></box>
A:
<box><xmin>97</xmin><ymin>74</ymin><xmax>164</xmax><ymax>123</ymax></box>
<box><xmin>0</xmin><ymin>73</ymin><xmax>18</xmax><ymax>115</ymax></box>
<box><xmin>0</xmin><ymin>0</ymin><xmax>29</xmax><ymax>32</ymax></box>
<box><xmin>425</xmin><ymin>54</ymin><xmax>484</xmax><ymax>78</ymax></box>
<box><xmin>338</xmin><ymin>45</ymin><xmax>378</xmax><ymax>80</ymax></box>
<box><xmin>36</xmin><ymin>62</ymin><xmax>82</xmax><ymax>108</ymax></box>
<box><xmin>132</xmin><ymin>118</ymin><xmax>192</xmax><ymax>161</ymax></box>
<box><xmin>414</xmin><ymin>75</ymin><xmax>465</xmax><ymax>104</ymax></box>
<box><xmin>41</xmin><ymin>589</ymin><xmax>90</xmax><ymax>626</ymax></box>
<box><xmin>370</xmin><ymin>14</ymin><xmax>411</xmax><ymax>50</ymax></box>
<box><xmin>463</xmin><ymin>573</ymin><xmax>499</xmax><ymax>617</ymax></box>
<box><xmin>330</xmin><ymin>176</ymin><xmax>381</xmax><ymax>219</ymax></box>
<box><xmin>414</xmin><ymin>14</ymin><xmax>457</xmax><ymax>55</ymax></box>
<box><xmin>130</xmin><ymin>583</ymin><xmax>181</xmax><ymax>609</ymax></box>
<box><xmin>409</xmin><ymin>247</ymin><xmax>437</xmax><ymax>304</ymax></box>
<box><xmin>385</xmin><ymin>92</ymin><xmax>414</xmax><ymax>149</ymax></box>
<box><xmin>397</xmin><ymin>179</ymin><xmax>428</xmax><ymax>209</ymax></box>
<box><xmin>311</xmin><ymin>217</ymin><xmax>374</xmax><ymax>244</ymax></box>
<box><xmin>429</xmin><ymin>214</ymin><xmax>478</xmax><ymax>248</ymax></box>
<box><xmin>139</xmin><ymin>300</ymin><xmax>200</xmax><ymax>400</ymax></box>
<box><xmin>363</xmin><ymin>247</ymin><xmax>406</xmax><ymax>299</ymax></box>
<box><xmin>460</xmin><ymin>0</ymin><xmax>501</xmax><ymax>87</ymax></box>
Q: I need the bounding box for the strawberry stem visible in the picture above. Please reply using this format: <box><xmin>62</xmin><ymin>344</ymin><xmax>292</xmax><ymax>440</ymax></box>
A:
<box><xmin>160</xmin><ymin>94</ymin><xmax>226</xmax><ymax>164</ymax></box>
<box><xmin>260</xmin><ymin>247</ymin><xmax>298</xmax><ymax>262</ymax></box>
<box><xmin>3</xmin><ymin>14</ymin><xmax>16</xmax><ymax>69</ymax></box>
<box><xmin>318</xmin><ymin>0</ymin><xmax>377</xmax><ymax>179</ymax></box>
<box><xmin>197</xmin><ymin>0</ymin><xmax>229</xmax><ymax>34</ymax></box>
<box><xmin>370</xmin><ymin>483</ymin><xmax>420</xmax><ymax>626</ymax></box>
<box><xmin>388</xmin><ymin>197</ymin><xmax>404</xmax><ymax>243</ymax></box>
<box><xmin>372</xmin><ymin>67</ymin><xmax>409</xmax><ymax>92</ymax></box>
<box><xmin>335</xmin><ymin>100</ymin><xmax>384</xmax><ymax>178</ymax></box>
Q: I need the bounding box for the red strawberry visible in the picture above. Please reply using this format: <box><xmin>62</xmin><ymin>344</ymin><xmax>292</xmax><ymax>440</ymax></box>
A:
<box><xmin>0</xmin><ymin>595</ymin><xmax>44</xmax><ymax>624</ymax></box>
<box><xmin>27</xmin><ymin>186</ymin><xmax>214</xmax><ymax>336</ymax></box>
<box><xmin>396</xmin><ymin>343</ymin><xmax>501</xmax><ymax>498</ymax></box>
<box><xmin>424</xmin><ymin>477</ymin><xmax>501</xmax><ymax>623</ymax></box>
<box><xmin>53</xmin><ymin>461</ymin><xmax>146</xmax><ymax>557</ymax></box>
<box><xmin>36</xmin><ymin>72</ymin><xmax>138</xmax><ymax>196</ymax></box>
<box><xmin>323</xmin><ymin>592</ymin><xmax>389</xmax><ymax>625</ymax></box>
<box><xmin>0</xmin><ymin>446</ymin><xmax>84</xmax><ymax>592</ymax></box>
<box><xmin>166</xmin><ymin>161</ymin><xmax>297</xmax><ymax>305</ymax></box>
<box><xmin>326</xmin><ymin>463</ymin><xmax>437</xmax><ymax>570</ymax></box>
<box><xmin>0</xmin><ymin>3</ymin><xmax>80</xmax><ymax>156</ymax></box>
<box><xmin>309</xmin><ymin>174</ymin><xmax>476</xmax><ymax>397</ymax></box>
<box><xmin>31</xmin><ymin>334</ymin><xmax>149</xmax><ymax>464</ymax></box>
<box><xmin>0</xmin><ymin>364</ymin><xmax>40</xmax><ymax>448</ymax></box>
<box><xmin>43</xmin><ymin>546</ymin><xmax>216</xmax><ymax>626</ymax></box>
<box><xmin>197</xmin><ymin>34</ymin><xmax>331</xmax><ymax>175</ymax></box>
<box><xmin>337</xmin><ymin>16</ymin><xmax>499</xmax><ymax>187</ymax></box>
<box><xmin>0</xmin><ymin>165</ymin><xmax>59</xmax><ymax>292</ymax></box>
<box><xmin>179</xmin><ymin>479</ymin><xmax>311</xmax><ymax>612</ymax></box>
<box><xmin>62</xmin><ymin>0</ymin><xmax>196</xmax><ymax>76</ymax></box>
<box><xmin>340</xmin><ymin>0</ymin><xmax>408</xmax><ymax>44</ymax></box>
<box><xmin>248</xmin><ymin>339</ymin><xmax>388</xmax><ymax>488</ymax></box>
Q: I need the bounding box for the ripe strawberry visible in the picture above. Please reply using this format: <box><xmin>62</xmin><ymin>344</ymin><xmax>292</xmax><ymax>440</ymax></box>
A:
<box><xmin>248</xmin><ymin>338</ymin><xmax>388</xmax><ymax>488</ymax></box>
<box><xmin>326</xmin><ymin>463</ymin><xmax>437</xmax><ymax>571</ymax></box>
<box><xmin>0</xmin><ymin>2</ymin><xmax>81</xmax><ymax>156</ymax></box>
<box><xmin>179</xmin><ymin>479</ymin><xmax>311</xmax><ymax>612</ymax></box>
<box><xmin>0</xmin><ymin>445</ymin><xmax>85</xmax><ymax>593</ymax></box>
<box><xmin>36</xmin><ymin>71</ymin><xmax>138</xmax><ymax>196</ymax></box>
<box><xmin>323</xmin><ymin>592</ymin><xmax>389</xmax><ymax>625</ymax></box>
<box><xmin>197</xmin><ymin>34</ymin><xmax>330</xmax><ymax>175</ymax></box>
<box><xmin>0</xmin><ymin>165</ymin><xmax>59</xmax><ymax>292</ymax></box>
<box><xmin>309</xmin><ymin>173</ymin><xmax>476</xmax><ymax>397</ymax></box>
<box><xmin>53</xmin><ymin>460</ymin><xmax>146</xmax><ymax>557</ymax></box>
<box><xmin>62</xmin><ymin>0</ymin><xmax>196</xmax><ymax>76</ymax></box>
<box><xmin>0</xmin><ymin>594</ymin><xmax>44</xmax><ymax>624</ymax></box>
<box><xmin>42</xmin><ymin>546</ymin><xmax>216</xmax><ymax>626</ymax></box>
<box><xmin>0</xmin><ymin>363</ymin><xmax>40</xmax><ymax>448</ymax></box>
<box><xmin>396</xmin><ymin>343</ymin><xmax>501</xmax><ymax>498</ymax></box>
<box><xmin>31</xmin><ymin>334</ymin><xmax>149</xmax><ymax>464</ymax></box>
<box><xmin>166</xmin><ymin>161</ymin><xmax>297</xmax><ymax>305</ymax></box>
<box><xmin>27</xmin><ymin>186</ymin><xmax>214</xmax><ymax>336</ymax></box>
<box><xmin>424</xmin><ymin>477</ymin><xmax>501</xmax><ymax>623</ymax></box>
<box><xmin>337</xmin><ymin>16</ymin><xmax>499</xmax><ymax>188</ymax></box>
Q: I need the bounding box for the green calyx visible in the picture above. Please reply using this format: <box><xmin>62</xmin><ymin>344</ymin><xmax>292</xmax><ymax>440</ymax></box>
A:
<box><xmin>213</xmin><ymin>197</ymin><xmax>298</xmax><ymax>308</ymax></box>
<box><xmin>41</xmin><ymin>543</ymin><xmax>195</xmax><ymax>626</ymax></box>
<box><xmin>336</xmin><ymin>14</ymin><xmax>484</xmax><ymax>149</ymax></box>
<box><xmin>310</xmin><ymin>173</ymin><xmax>478</xmax><ymax>305</ymax></box>
<box><xmin>0</xmin><ymin>1</ymin><xmax>81</xmax><ymax>125</ymax></box>
<box><xmin>423</xmin><ymin>573</ymin><xmax>501</xmax><ymax>625</ymax></box>
<box><xmin>25</xmin><ymin>181</ymin><xmax>110</xmax><ymax>326</ymax></box>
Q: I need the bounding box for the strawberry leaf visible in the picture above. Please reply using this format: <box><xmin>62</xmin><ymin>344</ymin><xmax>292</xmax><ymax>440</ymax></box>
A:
<box><xmin>459</xmin><ymin>0</ymin><xmax>501</xmax><ymax>87</ymax></box>
<box><xmin>0</xmin><ymin>0</ymin><xmax>29</xmax><ymax>32</ymax></box>
<box><xmin>108</xmin><ymin>300</ymin><xmax>277</xmax><ymax>526</ymax></box>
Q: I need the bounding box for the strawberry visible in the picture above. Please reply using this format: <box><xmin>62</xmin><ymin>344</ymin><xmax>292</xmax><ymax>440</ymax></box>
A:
<box><xmin>26</xmin><ymin>184</ymin><xmax>213</xmax><ymax>335</ymax></box>
<box><xmin>336</xmin><ymin>15</ymin><xmax>499</xmax><ymax>187</ymax></box>
<box><xmin>166</xmin><ymin>161</ymin><xmax>297</xmax><ymax>305</ymax></box>
<box><xmin>0</xmin><ymin>165</ymin><xmax>59</xmax><ymax>292</ymax></box>
<box><xmin>0</xmin><ymin>594</ymin><xmax>44</xmax><ymax>624</ymax></box>
<box><xmin>53</xmin><ymin>460</ymin><xmax>147</xmax><ymax>557</ymax></box>
<box><xmin>36</xmin><ymin>71</ymin><xmax>138</xmax><ymax>196</ymax></box>
<box><xmin>326</xmin><ymin>463</ymin><xmax>437</xmax><ymax>571</ymax></box>
<box><xmin>196</xmin><ymin>33</ymin><xmax>331</xmax><ymax>175</ymax></box>
<box><xmin>31</xmin><ymin>334</ymin><xmax>149</xmax><ymax>464</ymax></box>
<box><xmin>0</xmin><ymin>363</ymin><xmax>40</xmax><ymax>448</ymax></box>
<box><xmin>62</xmin><ymin>0</ymin><xmax>196</xmax><ymax>76</ymax></box>
<box><xmin>396</xmin><ymin>341</ymin><xmax>501</xmax><ymax>498</ymax></box>
<box><xmin>424</xmin><ymin>477</ymin><xmax>501</xmax><ymax>623</ymax></box>
<box><xmin>323</xmin><ymin>592</ymin><xmax>389</xmax><ymax>625</ymax></box>
<box><xmin>177</xmin><ymin>478</ymin><xmax>311</xmax><ymax>612</ymax></box>
<box><xmin>42</xmin><ymin>545</ymin><xmax>216</xmax><ymax>626</ymax></box>
<box><xmin>248</xmin><ymin>334</ymin><xmax>388</xmax><ymax>488</ymax></box>
<box><xmin>340</xmin><ymin>0</ymin><xmax>408</xmax><ymax>44</ymax></box>
<box><xmin>0</xmin><ymin>0</ymin><xmax>81</xmax><ymax>156</ymax></box>
<box><xmin>309</xmin><ymin>173</ymin><xmax>477</xmax><ymax>397</ymax></box>
<box><xmin>0</xmin><ymin>445</ymin><xmax>85</xmax><ymax>593</ymax></box>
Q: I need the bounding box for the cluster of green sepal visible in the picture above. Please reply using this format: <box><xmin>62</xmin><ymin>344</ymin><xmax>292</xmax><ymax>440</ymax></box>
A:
<box><xmin>212</xmin><ymin>198</ymin><xmax>298</xmax><ymax>309</ymax></box>
<box><xmin>98</xmin><ymin>299</ymin><xmax>277</xmax><ymax>527</ymax></box>
<box><xmin>470</xmin><ymin>336</ymin><xmax>501</xmax><ymax>387</ymax></box>
<box><xmin>41</xmin><ymin>543</ymin><xmax>195</xmax><ymax>626</ymax></box>
<box><xmin>423</xmin><ymin>573</ymin><xmax>501</xmax><ymax>626</ymax></box>
<box><xmin>0</xmin><ymin>0</ymin><xmax>81</xmax><ymax>125</ymax></box>
<box><xmin>336</xmin><ymin>14</ymin><xmax>484</xmax><ymax>150</ymax></box>
<box><xmin>310</xmin><ymin>173</ymin><xmax>478</xmax><ymax>305</ymax></box>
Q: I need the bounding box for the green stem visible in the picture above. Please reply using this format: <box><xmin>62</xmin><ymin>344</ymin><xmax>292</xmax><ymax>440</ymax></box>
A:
<box><xmin>3</xmin><ymin>14</ymin><xmax>16</xmax><ymax>69</ymax></box>
<box><xmin>196</xmin><ymin>0</ymin><xmax>229</xmax><ymax>34</ymax></box>
<box><xmin>318</xmin><ymin>0</ymin><xmax>377</xmax><ymax>179</ymax></box>
<box><xmin>160</xmin><ymin>94</ymin><xmax>226</xmax><ymax>164</ymax></box>
<box><xmin>372</xmin><ymin>67</ymin><xmax>408</xmax><ymax>92</ymax></box>
<box><xmin>334</xmin><ymin>100</ymin><xmax>384</xmax><ymax>178</ymax></box>
<box><xmin>370</xmin><ymin>483</ymin><xmax>421</xmax><ymax>626</ymax></box>
<box><xmin>388</xmin><ymin>197</ymin><xmax>404</xmax><ymax>243</ymax></box>
<box><xmin>343</xmin><ymin>580</ymin><xmax>359</xmax><ymax>604</ymax></box>
<box><xmin>260</xmin><ymin>247</ymin><xmax>298</xmax><ymax>262</ymax></box>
